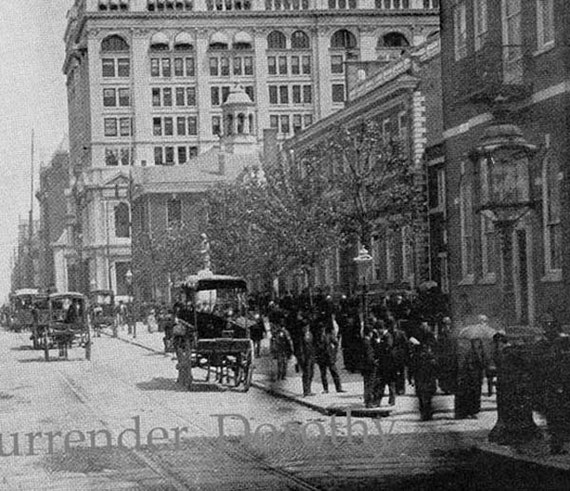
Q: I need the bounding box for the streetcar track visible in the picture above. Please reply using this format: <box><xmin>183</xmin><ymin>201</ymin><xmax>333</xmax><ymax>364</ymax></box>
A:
<box><xmin>42</xmin><ymin>334</ymin><xmax>322</xmax><ymax>491</ymax></box>
<box><xmin>54</xmin><ymin>368</ymin><xmax>207</xmax><ymax>491</ymax></box>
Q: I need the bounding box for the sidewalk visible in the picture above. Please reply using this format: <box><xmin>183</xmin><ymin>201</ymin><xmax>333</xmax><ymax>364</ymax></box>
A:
<box><xmin>105</xmin><ymin>326</ymin><xmax>497</xmax><ymax>419</ymax></box>
<box><xmin>103</xmin><ymin>326</ymin><xmax>570</xmax><ymax>473</ymax></box>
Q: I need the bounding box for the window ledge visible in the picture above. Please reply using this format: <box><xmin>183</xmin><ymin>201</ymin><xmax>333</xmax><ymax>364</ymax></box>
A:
<box><xmin>533</xmin><ymin>42</ymin><xmax>555</xmax><ymax>57</ymax></box>
<box><xmin>541</xmin><ymin>270</ymin><xmax>562</xmax><ymax>282</ymax></box>
<box><xmin>458</xmin><ymin>275</ymin><xmax>475</xmax><ymax>286</ymax></box>
<box><xmin>479</xmin><ymin>273</ymin><xmax>496</xmax><ymax>285</ymax></box>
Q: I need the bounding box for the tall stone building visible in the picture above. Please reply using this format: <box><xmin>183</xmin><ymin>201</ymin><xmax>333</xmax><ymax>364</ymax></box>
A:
<box><xmin>36</xmin><ymin>139</ymin><xmax>71</xmax><ymax>292</ymax></box>
<box><xmin>10</xmin><ymin>219</ymin><xmax>40</xmax><ymax>292</ymax></box>
<box><xmin>61</xmin><ymin>0</ymin><xmax>439</xmax><ymax>295</ymax></box>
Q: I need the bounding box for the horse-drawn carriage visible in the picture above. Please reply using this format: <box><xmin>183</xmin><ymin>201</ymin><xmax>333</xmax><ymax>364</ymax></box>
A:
<box><xmin>30</xmin><ymin>294</ymin><xmax>50</xmax><ymax>349</ymax></box>
<box><xmin>88</xmin><ymin>289</ymin><xmax>115</xmax><ymax>337</ymax></box>
<box><xmin>43</xmin><ymin>292</ymin><xmax>91</xmax><ymax>361</ymax></box>
<box><xmin>169</xmin><ymin>274</ymin><xmax>255</xmax><ymax>391</ymax></box>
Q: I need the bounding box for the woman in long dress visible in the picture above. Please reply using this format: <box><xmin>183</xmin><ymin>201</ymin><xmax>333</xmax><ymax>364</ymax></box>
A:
<box><xmin>455</xmin><ymin>338</ymin><xmax>486</xmax><ymax>419</ymax></box>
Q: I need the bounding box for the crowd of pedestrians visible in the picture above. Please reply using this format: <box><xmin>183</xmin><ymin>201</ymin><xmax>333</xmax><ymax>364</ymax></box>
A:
<box><xmin>266</xmin><ymin>298</ymin><xmax>346</xmax><ymax>396</ymax></box>
<box><xmin>254</xmin><ymin>287</ymin><xmax>490</xmax><ymax>422</ymax></box>
<box><xmin>149</xmin><ymin>285</ymin><xmax>497</xmax><ymax>424</ymax></box>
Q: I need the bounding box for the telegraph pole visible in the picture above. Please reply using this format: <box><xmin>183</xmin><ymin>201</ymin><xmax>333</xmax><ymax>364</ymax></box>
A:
<box><xmin>27</xmin><ymin>130</ymin><xmax>35</xmax><ymax>288</ymax></box>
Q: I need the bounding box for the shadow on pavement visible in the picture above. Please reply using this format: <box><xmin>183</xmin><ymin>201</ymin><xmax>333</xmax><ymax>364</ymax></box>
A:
<box><xmin>143</xmin><ymin>351</ymin><xmax>168</xmax><ymax>357</ymax></box>
<box><xmin>136</xmin><ymin>377</ymin><xmax>228</xmax><ymax>392</ymax></box>
<box><xmin>10</xmin><ymin>345</ymin><xmax>34</xmax><ymax>351</ymax></box>
<box><xmin>17</xmin><ymin>356</ymin><xmax>85</xmax><ymax>363</ymax></box>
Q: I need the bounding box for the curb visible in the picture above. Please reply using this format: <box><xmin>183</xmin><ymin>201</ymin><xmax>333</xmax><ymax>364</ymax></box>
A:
<box><xmin>250</xmin><ymin>380</ymin><xmax>391</xmax><ymax>418</ymax></box>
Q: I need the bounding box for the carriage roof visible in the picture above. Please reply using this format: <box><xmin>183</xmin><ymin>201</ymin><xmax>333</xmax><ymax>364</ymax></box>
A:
<box><xmin>178</xmin><ymin>275</ymin><xmax>247</xmax><ymax>292</ymax></box>
<box><xmin>13</xmin><ymin>289</ymin><xmax>39</xmax><ymax>297</ymax></box>
<box><xmin>49</xmin><ymin>292</ymin><xmax>86</xmax><ymax>301</ymax></box>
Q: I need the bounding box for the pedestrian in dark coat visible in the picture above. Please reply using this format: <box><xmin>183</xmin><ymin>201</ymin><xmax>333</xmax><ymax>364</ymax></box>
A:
<box><xmin>250</xmin><ymin>314</ymin><xmax>265</xmax><ymax>358</ymax></box>
<box><xmin>340</xmin><ymin>307</ymin><xmax>362</xmax><ymax>372</ymax></box>
<box><xmin>371</xmin><ymin>319</ymin><xmax>396</xmax><ymax>406</ymax></box>
<box><xmin>298</xmin><ymin>312</ymin><xmax>316</xmax><ymax>397</ymax></box>
<box><xmin>314</xmin><ymin>314</ymin><xmax>344</xmax><ymax>394</ymax></box>
<box><xmin>409</xmin><ymin>324</ymin><xmax>438</xmax><ymax>421</ymax></box>
<box><xmin>436</xmin><ymin>316</ymin><xmax>456</xmax><ymax>395</ymax></box>
<box><xmin>361</xmin><ymin>327</ymin><xmax>378</xmax><ymax>408</ymax></box>
<box><xmin>454</xmin><ymin>337</ymin><xmax>486</xmax><ymax>419</ymax></box>
<box><xmin>272</xmin><ymin>324</ymin><xmax>294</xmax><ymax>380</ymax></box>
<box><xmin>387</xmin><ymin>314</ymin><xmax>408</xmax><ymax>396</ymax></box>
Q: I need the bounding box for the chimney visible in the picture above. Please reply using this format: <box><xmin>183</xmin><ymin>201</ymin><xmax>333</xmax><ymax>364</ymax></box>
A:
<box><xmin>218</xmin><ymin>151</ymin><xmax>225</xmax><ymax>175</ymax></box>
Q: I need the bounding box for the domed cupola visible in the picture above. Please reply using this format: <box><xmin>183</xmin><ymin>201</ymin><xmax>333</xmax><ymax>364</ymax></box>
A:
<box><xmin>221</xmin><ymin>84</ymin><xmax>257</xmax><ymax>154</ymax></box>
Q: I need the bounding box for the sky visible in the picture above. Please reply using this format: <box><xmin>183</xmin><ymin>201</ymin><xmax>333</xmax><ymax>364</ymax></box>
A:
<box><xmin>0</xmin><ymin>1</ymin><xmax>71</xmax><ymax>302</ymax></box>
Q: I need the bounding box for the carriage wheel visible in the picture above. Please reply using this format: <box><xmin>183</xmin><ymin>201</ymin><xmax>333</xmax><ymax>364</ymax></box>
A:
<box><xmin>43</xmin><ymin>331</ymin><xmax>50</xmax><ymax>362</ymax></box>
<box><xmin>59</xmin><ymin>341</ymin><xmax>68</xmax><ymax>360</ymax></box>
<box><xmin>243</xmin><ymin>359</ymin><xmax>254</xmax><ymax>392</ymax></box>
<box><xmin>242</xmin><ymin>347</ymin><xmax>254</xmax><ymax>392</ymax></box>
<box><xmin>232</xmin><ymin>356</ymin><xmax>243</xmax><ymax>387</ymax></box>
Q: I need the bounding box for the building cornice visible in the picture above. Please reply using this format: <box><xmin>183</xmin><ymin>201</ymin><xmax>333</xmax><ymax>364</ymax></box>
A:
<box><xmin>69</xmin><ymin>10</ymin><xmax>438</xmax><ymax>39</ymax></box>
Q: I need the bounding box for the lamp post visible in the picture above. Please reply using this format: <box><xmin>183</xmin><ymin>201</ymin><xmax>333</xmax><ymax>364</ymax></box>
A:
<box><xmin>353</xmin><ymin>245</ymin><xmax>373</xmax><ymax>336</ymax></box>
<box><xmin>469</xmin><ymin>121</ymin><xmax>540</xmax><ymax>446</ymax></box>
<box><xmin>125</xmin><ymin>268</ymin><xmax>135</xmax><ymax>338</ymax></box>
<box><xmin>469</xmin><ymin>122</ymin><xmax>539</xmax><ymax>324</ymax></box>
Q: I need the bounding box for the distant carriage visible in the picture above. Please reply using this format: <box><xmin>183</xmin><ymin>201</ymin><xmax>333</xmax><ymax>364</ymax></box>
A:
<box><xmin>9</xmin><ymin>288</ymin><xmax>39</xmax><ymax>332</ymax></box>
<box><xmin>88</xmin><ymin>289</ymin><xmax>115</xmax><ymax>336</ymax></box>
<box><xmin>169</xmin><ymin>274</ymin><xmax>255</xmax><ymax>391</ymax></box>
<box><xmin>44</xmin><ymin>292</ymin><xmax>91</xmax><ymax>361</ymax></box>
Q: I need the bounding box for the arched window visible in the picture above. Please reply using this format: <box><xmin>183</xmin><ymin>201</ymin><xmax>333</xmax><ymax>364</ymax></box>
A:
<box><xmin>210</xmin><ymin>32</ymin><xmax>229</xmax><ymax>50</ymax></box>
<box><xmin>331</xmin><ymin>29</ymin><xmax>357</xmax><ymax>49</ymax></box>
<box><xmin>267</xmin><ymin>31</ymin><xmax>287</xmax><ymax>49</ymax></box>
<box><xmin>226</xmin><ymin>114</ymin><xmax>234</xmax><ymax>135</ymax></box>
<box><xmin>237</xmin><ymin>114</ymin><xmax>245</xmax><ymax>134</ymax></box>
<box><xmin>248</xmin><ymin>114</ymin><xmax>254</xmax><ymax>134</ymax></box>
<box><xmin>150</xmin><ymin>32</ymin><xmax>170</xmax><ymax>51</ymax></box>
<box><xmin>380</xmin><ymin>32</ymin><xmax>410</xmax><ymax>48</ymax></box>
<box><xmin>233</xmin><ymin>31</ymin><xmax>253</xmax><ymax>50</ymax></box>
<box><xmin>114</xmin><ymin>202</ymin><xmax>130</xmax><ymax>238</ymax></box>
<box><xmin>291</xmin><ymin>30</ymin><xmax>310</xmax><ymax>49</ymax></box>
<box><xmin>174</xmin><ymin>32</ymin><xmax>193</xmax><ymax>51</ymax></box>
<box><xmin>101</xmin><ymin>35</ymin><xmax>129</xmax><ymax>52</ymax></box>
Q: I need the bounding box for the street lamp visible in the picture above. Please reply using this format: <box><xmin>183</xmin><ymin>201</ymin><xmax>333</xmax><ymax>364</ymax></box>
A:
<box><xmin>469</xmin><ymin>121</ymin><xmax>541</xmax><ymax>446</ymax></box>
<box><xmin>469</xmin><ymin>122</ymin><xmax>539</xmax><ymax>323</ymax></box>
<box><xmin>125</xmin><ymin>268</ymin><xmax>135</xmax><ymax>338</ymax></box>
<box><xmin>353</xmin><ymin>245</ymin><xmax>373</xmax><ymax>336</ymax></box>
